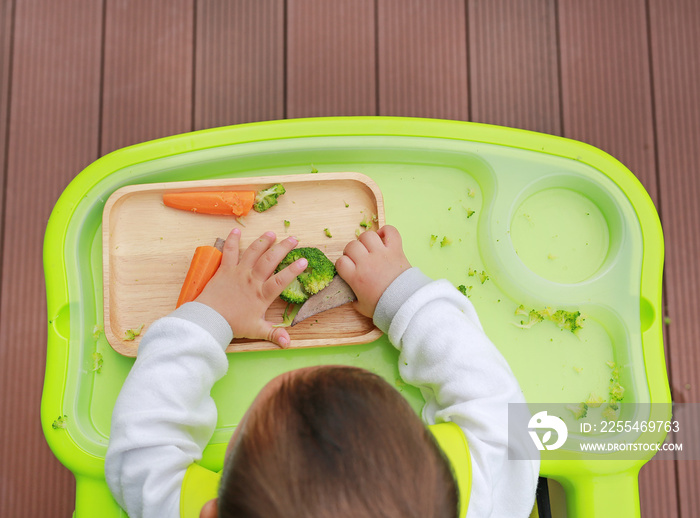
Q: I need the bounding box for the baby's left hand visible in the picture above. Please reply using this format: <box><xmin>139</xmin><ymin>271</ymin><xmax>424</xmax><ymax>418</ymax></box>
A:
<box><xmin>195</xmin><ymin>229</ymin><xmax>307</xmax><ymax>348</ymax></box>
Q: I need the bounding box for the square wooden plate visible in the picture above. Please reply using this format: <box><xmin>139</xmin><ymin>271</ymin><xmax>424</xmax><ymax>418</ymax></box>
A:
<box><xmin>102</xmin><ymin>172</ymin><xmax>384</xmax><ymax>356</ymax></box>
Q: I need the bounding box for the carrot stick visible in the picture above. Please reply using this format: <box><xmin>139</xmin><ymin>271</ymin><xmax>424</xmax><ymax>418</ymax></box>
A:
<box><xmin>176</xmin><ymin>238</ymin><xmax>226</xmax><ymax>308</ymax></box>
<box><xmin>163</xmin><ymin>191</ymin><xmax>256</xmax><ymax>216</ymax></box>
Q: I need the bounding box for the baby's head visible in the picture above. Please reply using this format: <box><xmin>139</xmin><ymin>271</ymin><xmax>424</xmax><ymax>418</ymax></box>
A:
<box><xmin>200</xmin><ymin>365</ymin><xmax>458</xmax><ymax>518</ymax></box>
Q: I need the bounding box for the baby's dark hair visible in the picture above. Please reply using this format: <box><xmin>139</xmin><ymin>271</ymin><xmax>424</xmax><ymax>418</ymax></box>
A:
<box><xmin>218</xmin><ymin>366</ymin><xmax>458</xmax><ymax>518</ymax></box>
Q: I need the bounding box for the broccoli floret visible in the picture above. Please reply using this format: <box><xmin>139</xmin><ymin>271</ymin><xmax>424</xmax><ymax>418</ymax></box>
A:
<box><xmin>52</xmin><ymin>415</ymin><xmax>68</xmax><ymax>430</ymax></box>
<box><xmin>360</xmin><ymin>217</ymin><xmax>372</xmax><ymax>229</ymax></box>
<box><xmin>601</xmin><ymin>404</ymin><xmax>619</xmax><ymax>421</ymax></box>
<box><xmin>478</xmin><ymin>270</ymin><xmax>489</xmax><ymax>284</ymax></box>
<box><xmin>566</xmin><ymin>402</ymin><xmax>588</xmax><ymax>420</ymax></box>
<box><xmin>551</xmin><ymin>310</ymin><xmax>584</xmax><ymax>333</ymax></box>
<box><xmin>610</xmin><ymin>381</ymin><xmax>625</xmax><ymax>402</ymax></box>
<box><xmin>457</xmin><ymin>285</ymin><xmax>471</xmax><ymax>297</ymax></box>
<box><xmin>539</xmin><ymin>307</ymin><xmax>556</xmax><ymax>319</ymax></box>
<box><xmin>512</xmin><ymin>305</ymin><xmax>584</xmax><ymax>333</ymax></box>
<box><xmin>124</xmin><ymin>324</ymin><xmax>144</xmax><ymax>341</ymax></box>
<box><xmin>92</xmin><ymin>324</ymin><xmax>103</xmax><ymax>339</ymax></box>
<box><xmin>513</xmin><ymin>310</ymin><xmax>544</xmax><ymax>329</ymax></box>
<box><xmin>284</xmin><ymin>220</ymin><xmax>291</xmax><ymax>228</ymax></box>
<box><xmin>515</xmin><ymin>304</ymin><xmax>529</xmax><ymax>316</ymax></box>
<box><xmin>585</xmin><ymin>392</ymin><xmax>605</xmax><ymax>408</ymax></box>
<box><xmin>279</xmin><ymin>277</ymin><xmax>309</xmax><ymax>304</ymax></box>
<box><xmin>92</xmin><ymin>352</ymin><xmax>103</xmax><ymax>373</ymax></box>
<box><xmin>253</xmin><ymin>183</ymin><xmax>286</xmax><ymax>213</ymax></box>
<box><xmin>276</xmin><ymin>247</ymin><xmax>336</xmax><ymax>302</ymax></box>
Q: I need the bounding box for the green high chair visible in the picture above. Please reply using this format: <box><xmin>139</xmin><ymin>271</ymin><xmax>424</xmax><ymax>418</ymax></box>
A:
<box><xmin>42</xmin><ymin>117</ymin><xmax>670</xmax><ymax>517</ymax></box>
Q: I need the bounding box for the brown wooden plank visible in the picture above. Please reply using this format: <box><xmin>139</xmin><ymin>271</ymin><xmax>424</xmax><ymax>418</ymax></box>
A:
<box><xmin>468</xmin><ymin>0</ymin><xmax>561</xmax><ymax>135</ymax></box>
<box><xmin>100</xmin><ymin>0</ymin><xmax>194</xmax><ymax>155</ymax></box>
<box><xmin>286</xmin><ymin>0</ymin><xmax>376</xmax><ymax>117</ymax></box>
<box><xmin>0</xmin><ymin>0</ymin><xmax>12</xmax><ymax>224</ymax></box>
<box><xmin>0</xmin><ymin>1</ymin><xmax>103</xmax><ymax>516</ymax></box>
<box><xmin>639</xmin><ymin>460</ymin><xmax>680</xmax><ymax>518</ymax></box>
<box><xmin>195</xmin><ymin>0</ymin><xmax>284</xmax><ymax>129</ymax></box>
<box><xmin>558</xmin><ymin>0</ymin><xmax>658</xmax><ymax>205</ymax></box>
<box><xmin>376</xmin><ymin>0</ymin><xmax>468</xmax><ymax>120</ymax></box>
<box><xmin>648</xmin><ymin>1</ymin><xmax>700</xmax><ymax>516</ymax></box>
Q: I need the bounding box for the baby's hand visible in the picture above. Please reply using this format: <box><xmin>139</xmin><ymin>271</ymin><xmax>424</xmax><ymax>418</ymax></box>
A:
<box><xmin>195</xmin><ymin>229</ymin><xmax>307</xmax><ymax>348</ymax></box>
<box><xmin>336</xmin><ymin>225</ymin><xmax>411</xmax><ymax>319</ymax></box>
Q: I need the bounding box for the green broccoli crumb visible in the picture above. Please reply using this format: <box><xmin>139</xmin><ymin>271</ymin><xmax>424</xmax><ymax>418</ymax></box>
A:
<box><xmin>324</xmin><ymin>228</ymin><xmax>332</xmax><ymax>238</ymax></box>
<box><xmin>310</xmin><ymin>165</ymin><xmax>318</xmax><ymax>173</ymax></box>
<box><xmin>606</xmin><ymin>361</ymin><xmax>625</xmax><ymax>406</ymax></box>
<box><xmin>253</xmin><ymin>184</ymin><xmax>286</xmax><ymax>213</ymax></box>
<box><xmin>468</xmin><ymin>268</ymin><xmax>477</xmax><ymax>278</ymax></box>
<box><xmin>585</xmin><ymin>392</ymin><xmax>605</xmax><ymax>408</ymax></box>
<box><xmin>284</xmin><ymin>220</ymin><xmax>291</xmax><ymax>229</ymax></box>
<box><xmin>92</xmin><ymin>352</ymin><xmax>103</xmax><ymax>373</ymax></box>
<box><xmin>429</xmin><ymin>234</ymin><xmax>438</xmax><ymax>247</ymax></box>
<box><xmin>478</xmin><ymin>271</ymin><xmax>489</xmax><ymax>284</ymax></box>
<box><xmin>466</xmin><ymin>209</ymin><xmax>475</xmax><ymax>218</ymax></box>
<box><xmin>601</xmin><ymin>404</ymin><xmax>619</xmax><ymax>421</ymax></box>
<box><xmin>440</xmin><ymin>237</ymin><xmax>452</xmax><ymax>247</ymax></box>
<box><xmin>573</xmin><ymin>366</ymin><xmax>583</xmax><ymax>374</ymax></box>
<box><xmin>355</xmin><ymin>228</ymin><xmax>362</xmax><ymax>238</ymax></box>
<box><xmin>124</xmin><ymin>324</ymin><xmax>144</xmax><ymax>341</ymax></box>
<box><xmin>467</xmin><ymin>188</ymin><xmax>476</xmax><ymax>198</ymax></box>
<box><xmin>513</xmin><ymin>310</ymin><xmax>543</xmax><ymax>329</ymax></box>
<box><xmin>551</xmin><ymin>310</ymin><xmax>584</xmax><ymax>333</ymax></box>
<box><xmin>360</xmin><ymin>217</ymin><xmax>372</xmax><ymax>229</ymax></box>
<box><xmin>92</xmin><ymin>324</ymin><xmax>103</xmax><ymax>340</ymax></box>
<box><xmin>457</xmin><ymin>285</ymin><xmax>472</xmax><ymax>297</ymax></box>
<box><xmin>52</xmin><ymin>415</ymin><xmax>68</xmax><ymax>430</ymax></box>
<box><xmin>512</xmin><ymin>306</ymin><xmax>584</xmax><ymax>333</ymax></box>
<box><xmin>610</xmin><ymin>381</ymin><xmax>625</xmax><ymax>402</ymax></box>
<box><xmin>344</xmin><ymin>201</ymin><xmax>349</xmax><ymax>208</ymax></box>
<box><xmin>566</xmin><ymin>402</ymin><xmax>588</xmax><ymax>420</ymax></box>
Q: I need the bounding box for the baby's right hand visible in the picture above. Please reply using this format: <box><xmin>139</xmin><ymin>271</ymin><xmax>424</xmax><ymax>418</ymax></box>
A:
<box><xmin>335</xmin><ymin>225</ymin><xmax>411</xmax><ymax>319</ymax></box>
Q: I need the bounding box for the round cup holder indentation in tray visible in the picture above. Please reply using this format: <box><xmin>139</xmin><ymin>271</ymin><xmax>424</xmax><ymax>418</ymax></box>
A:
<box><xmin>508</xmin><ymin>175</ymin><xmax>624</xmax><ymax>285</ymax></box>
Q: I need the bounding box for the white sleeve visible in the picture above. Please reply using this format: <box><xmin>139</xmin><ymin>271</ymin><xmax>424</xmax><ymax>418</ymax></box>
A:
<box><xmin>105</xmin><ymin>302</ymin><xmax>233</xmax><ymax>518</ymax></box>
<box><xmin>373</xmin><ymin>268</ymin><xmax>539</xmax><ymax>518</ymax></box>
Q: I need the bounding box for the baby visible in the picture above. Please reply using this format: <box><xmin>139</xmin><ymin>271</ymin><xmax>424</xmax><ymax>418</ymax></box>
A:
<box><xmin>105</xmin><ymin>226</ymin><xmax>539</xmax><ymax>517</ymax></box>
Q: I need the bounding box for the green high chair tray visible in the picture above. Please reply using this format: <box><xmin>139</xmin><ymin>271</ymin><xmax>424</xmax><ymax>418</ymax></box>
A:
<box><xmin>42</xmin><ymin>117</ymin><xmax>669</xmax><ymax>517</ymax></box>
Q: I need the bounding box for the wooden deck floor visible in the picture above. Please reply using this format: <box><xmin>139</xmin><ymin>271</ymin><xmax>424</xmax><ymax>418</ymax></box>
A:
<box><xmin>1</xmin><ymin>1</ymin><xmax>698</xmax><ymax>516</ymax></box>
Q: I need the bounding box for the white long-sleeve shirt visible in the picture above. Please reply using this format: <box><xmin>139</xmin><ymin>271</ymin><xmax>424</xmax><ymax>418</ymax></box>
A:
<box><xmin>105</xmin><ymin>268</ymin><xmax>539</xmax><ymax>518</ymax></box>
